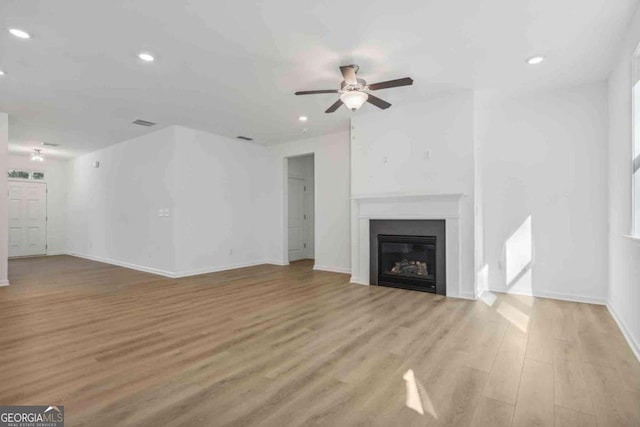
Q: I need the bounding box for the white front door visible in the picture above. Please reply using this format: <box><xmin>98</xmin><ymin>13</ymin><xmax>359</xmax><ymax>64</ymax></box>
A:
<box><xmin>8</xmin><ymin>181</ymin><xmax>47</xmax><ymax>257</ymax></box>
<box><xmin>288</xmin><ymin>177</ymin><xmax>306</xmax><ymax>261</ymax></box>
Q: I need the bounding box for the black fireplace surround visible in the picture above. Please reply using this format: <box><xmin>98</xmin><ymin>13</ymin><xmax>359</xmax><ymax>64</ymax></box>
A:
<box><xmin>370</xmin><ymin>220</ymin><xmax>446</xmax><ymax>295</ymax></box>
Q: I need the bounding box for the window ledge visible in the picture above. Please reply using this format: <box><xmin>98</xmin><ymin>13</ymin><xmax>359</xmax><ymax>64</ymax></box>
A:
<box><xmin>623</xmin><ymin>235</ymin><xmax>640</xmax><ymax>245</ymax></box>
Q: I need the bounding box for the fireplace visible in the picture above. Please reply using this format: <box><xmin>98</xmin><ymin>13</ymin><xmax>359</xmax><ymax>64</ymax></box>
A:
<box><xmin>369</xmin><ymin>219</ymin><xmax>446</xmax><ymax>295</ymax></box>
<box><xmin>378</xmin><ymin>235</ymin><xmax>436</xmax><ymax>292</ymax></box>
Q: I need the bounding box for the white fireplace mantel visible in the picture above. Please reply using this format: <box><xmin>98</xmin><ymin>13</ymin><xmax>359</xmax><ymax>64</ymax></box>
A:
<box><xmin>350</xmin><ymin>192</ymin><xmax>468</xmax><ymax>299</ymax></box>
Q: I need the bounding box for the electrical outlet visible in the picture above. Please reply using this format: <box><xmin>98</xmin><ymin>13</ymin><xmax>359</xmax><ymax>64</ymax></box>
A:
<box><xmin>158</xmin><ymin>209</ymin><xmax>164</xmax><ymax>217</ymax></box>
<box><xmin>424</xmin><ymin>150</ymin><xmax>431</xmax><ymax>160</ymax></box>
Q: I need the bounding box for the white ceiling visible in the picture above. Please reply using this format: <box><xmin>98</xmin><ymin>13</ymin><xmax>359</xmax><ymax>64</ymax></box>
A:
<box><xmin>0</xmin><ymin>0</ymin><xmax>637</xmax><ymax>158</ymax></box>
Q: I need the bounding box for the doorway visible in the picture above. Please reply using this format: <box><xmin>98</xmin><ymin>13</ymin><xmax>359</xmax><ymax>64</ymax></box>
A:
<box><xmin>8</xmin><ymin>180</ymin><xmax>47</xmax><ymax>257</ymax></box>
<box><xmin>287</xmin><ymin>154</ymin><xmax>314</xmax><ymax>262</ymax></box>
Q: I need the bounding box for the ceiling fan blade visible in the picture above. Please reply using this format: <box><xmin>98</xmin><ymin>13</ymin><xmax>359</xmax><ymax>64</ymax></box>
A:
<box><xmin>295</xmin><ymin>90</ymin><xmax>339</xmax><ymax>95</ymax></box>
<box><xmin>325</xmin><ymin>99</ymin><xmax>343</xmax><ymax>113</ymax></box>
<box><xmin>367</xmin><ymin>77</ymin><xmax>413</xmax><ymax>91</ymax></box>
<box><xmin>366</xmin><ymin>94</ymin><xmax>392</xmax><ymax>110</ymax></box>
<box><xmin>339</xmin><ymin>65</ymin><xmax>358</xmax><ymax>85</ymax></box>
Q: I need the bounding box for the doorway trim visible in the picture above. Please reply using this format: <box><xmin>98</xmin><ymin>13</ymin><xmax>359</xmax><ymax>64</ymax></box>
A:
<box><xmin>282</xmin><ymin>153</ymin><xmax>315</xmax><ymax>265</ymax></box>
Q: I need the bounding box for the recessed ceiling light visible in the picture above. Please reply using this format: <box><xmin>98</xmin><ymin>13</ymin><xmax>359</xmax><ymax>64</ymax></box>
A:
<box><xmin>9</xmin><ymin>28</ymin><xmax>30</xmax><ymax>39</ymax></box>
<box><xmin>138</xmin><ymin>52</ymin><xmax>155</xmax><ymax>62</ymax></box>
<box><xmin>0</xmin><ymin>70</ymin><xmax>5</xmax><ymax>76</ymax></box>
<box><xmin>526</xmin><ymin>55</ymin><xmax>545</xmax><ymax>65</ymax></box>
<box><xmin>298</xmin><ymin>116</ymin><xmax>308</xmax><ymax>122</ymax></box>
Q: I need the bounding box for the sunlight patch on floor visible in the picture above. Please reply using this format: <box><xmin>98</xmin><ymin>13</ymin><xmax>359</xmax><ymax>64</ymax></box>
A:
<box><xmin>403</xmin><ymin>369</ymin><xmax>437</xmax><ymax>419</ymax></box>
<box><xmin>496</xmin><ymin>297</ymin><xmax>530</xmax><ymax>333</ymax></box>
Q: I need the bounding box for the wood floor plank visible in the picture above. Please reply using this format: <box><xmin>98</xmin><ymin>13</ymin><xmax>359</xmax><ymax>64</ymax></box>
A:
<box><xmin>512</xmin><ymin>358</ymin><xmax>554</xmax><ymax>427</ymax></box>
<box><xmin>554</xmin><ymin>405</ymin><xmax>596</xmax><ymax>427</ymax></box>
<box><xmin>1</xmin><ymin>256</ymin><xmax>638</xmax><ymax>427</ymax></box>
<box><xmin>553</xmin><ymin>339</ymin><xmax>594</xmax><ymax>415</ymax></box>
<box><xmin>471</xmin><ymin>397</ymin><xmax>514</xmax><ymax>427</ymax></box>
<box><xmin>483</xmin><ymin>348</ymin><xmax>525</xmax><ymax>405</ymax></box>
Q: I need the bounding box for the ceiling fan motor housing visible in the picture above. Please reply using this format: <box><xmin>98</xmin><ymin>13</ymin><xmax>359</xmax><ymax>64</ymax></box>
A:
<box><xmin>341</xmin><ymin>78</ymin><xmax>367</xmax><ymax>91</ymax></box>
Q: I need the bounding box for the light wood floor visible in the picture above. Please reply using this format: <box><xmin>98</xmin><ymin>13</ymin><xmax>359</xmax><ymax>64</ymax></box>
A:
<box><xmin>1</xmin><ymin>256</ymin><xmax>639</xmax><ymax>426</ymax></box>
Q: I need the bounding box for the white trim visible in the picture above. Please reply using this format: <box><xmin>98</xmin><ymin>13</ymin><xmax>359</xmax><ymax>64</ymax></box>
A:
<box><xmin>66</xmin><ymin>254</ymin><xmax>296</xmax><ymax>279</ymax></box>
<box><xmin>0</xmin><ymin>280</ymin><xmax>10</xmax><ymax>287</ymax></box>
<box><xmin>351</xmin><ymin>192</ymin><xmax>466</xmax><ymax>201</ymax></box>
<box><xmin>358</xmin><ymin>213</ymin><xmax>460</xmax><ymax>220</ymax></box>
<box><xmin>623</xmin><ymin>235</ymin><xmax>640</xmax><ymax>246</ymax></box>
<box><xmin>67</xmin><ymin>252</ymin><xmax>177</xmax><ymax>278</ymax></box>
<box><xmin>607</xmin><ymin>302</ymin><xmax>640</xmax><ymax>362</ymax></box>
<box><xmin>487</xmin><ymin>287</ymin><xmax>607</xmax><ymax>305</ymax></box>
<box><xmin>349</xmin><ymin>276</ymin><xmax>367</xmax><ymax>285</ymax></box>
<box><xmin>46</xmin><ymin>251</ymin><xmax>68</xmax><ymax>256</ymax></box>
<box><xmin>459</xmin><ymin>291</ymin><xmax>477</xmax><ymax>300</ymax></box>
<box><xmin>351</xmin><ymin>193</ymin><xmax>468</xmax><ymax>299</ymax></box>
<box><xmin>267</xmin><ymin>260</ymin><xmax>289</xmax><ymax>266</ymax></box>
<box><xmin>173</xmin><ymin>260</ymin><xmax>271</xmax><ymax>278</ymax></box>
<box><xmin>313</xmin><ymin>265</ymin><xmax>351</xmax><ymax>274</ymax></box>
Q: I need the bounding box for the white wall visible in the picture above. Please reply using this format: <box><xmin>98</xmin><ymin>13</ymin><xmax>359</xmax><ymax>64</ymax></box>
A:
<box><xmin>268</xmin><ymin>131</ymin><xmax>351</xmax><ymax>273</ymax></box>
<box><xmin>67</xmin><ymin>127</ymin><xmax>177</xmax><ymax>275</ymax></box>
<box><xmin>351</xmin><ymin>92</ymin><xmax>476</xmax><ymax>296</ymax></box>
<box><xmin>0</xmin><ymin>113</ymin><xmax>8</xmax><ymax>285</ymax></box>
<box><xmin>476</xmin><ymin>83</ymin><xmax>610</xmax><ymax>303</ymax></box>
<box><xmin>8</xmin><ymin>155</ymin><xmax>69</xmax><ymax>255</ymax></box>
<box><xmin>608</xmin><ymin>4</ymin><xmax>640</xmax><ymax>359</ymax></box>
<box><xmin>66</xmin><ymin>125</ymin><xmax>276</xmax><ymax>277</ymax></box>
<box><xmin>288</xmin><ymin>154</ymin><xmax>315</xmax><ymax>259</ymax></box>
<box><xmin>172</xmin><ymin>126</ymin><xmax>273</xmax><ymax>276</ymax></box>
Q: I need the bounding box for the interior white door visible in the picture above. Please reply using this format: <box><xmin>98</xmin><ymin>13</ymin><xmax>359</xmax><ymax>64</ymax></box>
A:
<box><xmin>288</xmin><ymin>177</ymin><xmax>306</xmax><ymax>261</ymax></box>
<box><xmin>8</xmin><ymin>181</ymin><xmax>47</xmax><ymax>257</ymax></box>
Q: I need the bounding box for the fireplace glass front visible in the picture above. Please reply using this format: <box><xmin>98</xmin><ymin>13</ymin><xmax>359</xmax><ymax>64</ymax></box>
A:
<box><xmin>377</xmin><ymin>234</ymin><xmax>436</xmax><ymax>292</ymax></box>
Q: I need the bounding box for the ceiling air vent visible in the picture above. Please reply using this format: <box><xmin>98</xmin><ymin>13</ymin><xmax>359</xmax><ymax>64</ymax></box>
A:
<box><xmin>132</xmin><ymin>119</ymin><xmax>156</xmax><ymax>127</ymax></box>
<box><xmin>41</xmin><ymin>142</ymin><xmax>59</xmax><ymax>147</ymax></box>
<box><xmin>236</xmin><ymin>136</ymin><xmax>253</xmax><ymax>141</ymax></box>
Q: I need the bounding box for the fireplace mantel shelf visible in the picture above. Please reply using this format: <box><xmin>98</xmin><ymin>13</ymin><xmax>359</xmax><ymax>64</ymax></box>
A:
<box><xmin>351</xmin><ymin>192</ymin><xmax>467</xmax><ymax>201</ymax></box>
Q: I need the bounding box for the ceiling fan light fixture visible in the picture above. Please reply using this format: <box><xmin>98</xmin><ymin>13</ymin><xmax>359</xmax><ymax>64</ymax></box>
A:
<box><xmin>340</xmin><ymin>91</ymin><xmax>368</xmax><ymax>111</ymax></box>
<box><xmin>30</xmin><ymin>149</ymin><xmax>44</xmax><ymax>162</ymax></box>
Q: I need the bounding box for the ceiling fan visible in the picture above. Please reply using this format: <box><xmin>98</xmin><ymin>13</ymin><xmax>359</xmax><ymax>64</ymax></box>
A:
<box><xmin>295</xmin><ymin>64</ymin><xmax>413</xmax><ymax>113</ymax></box>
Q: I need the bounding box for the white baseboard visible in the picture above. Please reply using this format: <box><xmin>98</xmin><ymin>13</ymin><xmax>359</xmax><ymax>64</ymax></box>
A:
<box><xmin>349</xmin><ymin>276</ymin><xmax>368</xmax><ymax>285</ymax></box>
<box><xmin>0</xmin><ymin>279</ymin><xmax>10</xmax><ymax>287</ymax></box>
<box><xmin>68</xmin><ymin>253</ymin><xmax>286</xmax><ymax>280</ymax></box>
<box><xmin>267</xmin><ymin>260</ymin><xmax>289</xmax><ymax>266</ymax></box>
<box><xmin>173</xmin><ymin>260</ymin><xmax>271</xmax><ymax>278</ymax></box>
<box><xmin>459</xmin><ymin>291</ymin><xmax>477</xmax><ymax>300</ymax></box>
<box><xmin>46</xmin><ymin>251</ymin><xmax>68</xmax><ymax>256</ymax></box>
<box><xmin>488</xmin><ymin>287</ymin><xmax>607</xmax><ymax>305</ymax></box>
<box><xmin>68</xmin><ymin>252</ymin><xmax>177</xmax><ymax>278</ymax></box>
<box><xmin>313</xmin><ymin>265</ymin><xmax>351</xmax><ymax>274</ymax></box>
<box><xmin>607</xmin><ymin>302</ymin><xmax>640</xmax><ymax>362</ymax></box>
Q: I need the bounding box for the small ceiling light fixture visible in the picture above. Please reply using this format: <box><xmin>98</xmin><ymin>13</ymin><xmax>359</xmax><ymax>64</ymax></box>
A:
<box><xmin>340</xmin><ymin>91</ymin><xmax>368</xmax><ymax>111</ymax></box>
<box><xmin>298</xmin><ymin>116</ymin><xmax>308</xmax><ymax>122</ymax></box>
<box><xmin>30</xmin><ymin>149</ymin><xmax>44</xmax><ymax>162</ymax></box>
<box><xmin>526</xmin><ymin>55</ymin><xmax>545</xmax><ymax>65</ymax></box>
<box><xmin>0</xmin><ymin>70</ymin><xmax>5</xmax><ymax>76</ymax></box>
<box><xmin>9</xmin><ymin>28</ymin><xmax>31</xmax><ymax>39</ymax></box>
<box><xmin>138</xmin><ymin>52</ymin><xmax>155</xmax><ymax>62</ymax></box>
